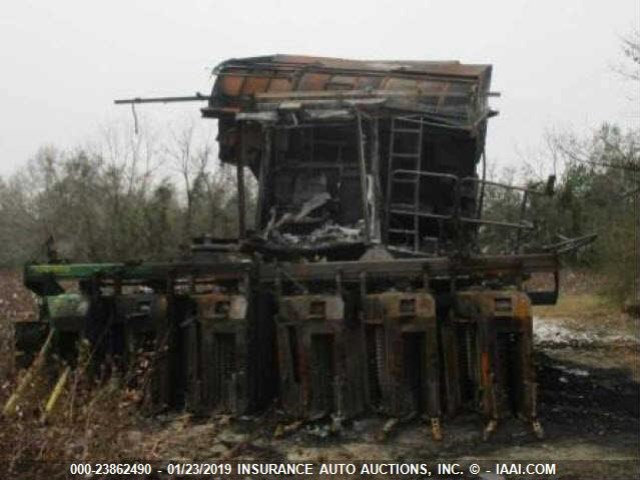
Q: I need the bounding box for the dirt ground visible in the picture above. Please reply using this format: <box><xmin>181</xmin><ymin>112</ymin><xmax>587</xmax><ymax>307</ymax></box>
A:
<box><xmin>1</xmin><ymin>269</ymin><xmax>638</xmax><ymax>479</ymax></box>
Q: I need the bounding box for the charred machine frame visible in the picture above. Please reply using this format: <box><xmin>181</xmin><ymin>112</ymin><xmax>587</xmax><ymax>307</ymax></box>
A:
<box><xmin>10</xmin><ymin>55</ymin><xmax>567</xmax><ymax>440</ymax></box>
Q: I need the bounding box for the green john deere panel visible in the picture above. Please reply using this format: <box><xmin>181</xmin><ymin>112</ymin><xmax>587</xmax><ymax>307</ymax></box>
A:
<box><xmin>25</xmin><ymin>263</ymin><xmax>152</xmax><ymax>279</ymax></box>
<box><xmin>23</xmin><ymin>261</ymin><xmax>253</xmax><ymax>296</ymax></box>
<box><xmin>47</xmin><ymin>293</ymin><xmax>89</xmax><ymax>317</ymax></box>
<box><xmin>46</xmin><ymin>293</ymin><xmax>90</xmax><ymax>332</ymax></box>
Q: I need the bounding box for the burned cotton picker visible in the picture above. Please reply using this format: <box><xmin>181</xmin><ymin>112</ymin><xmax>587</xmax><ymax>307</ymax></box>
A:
<box><xmin>12</xmin><ymin>54</ymin><xmax>590</xmax><ymax>441</ymax></box>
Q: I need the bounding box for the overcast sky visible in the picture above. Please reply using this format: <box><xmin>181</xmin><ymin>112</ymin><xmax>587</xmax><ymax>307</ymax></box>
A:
<box><xmin>1</xmin><ymin>0</ymin><xmax>638</xmax><ymax>177</ymax></box>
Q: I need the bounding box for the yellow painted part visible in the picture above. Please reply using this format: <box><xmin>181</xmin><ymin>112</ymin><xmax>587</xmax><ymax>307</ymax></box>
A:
<box><xmin>3</xmin><ymin>329</ymin><xmax>55</xmax><ymax>417</ymax></box>
<box><xmin>41</xmin><ymin>366</ymin><xmax>71</xmax><ymax>422</ymax></box>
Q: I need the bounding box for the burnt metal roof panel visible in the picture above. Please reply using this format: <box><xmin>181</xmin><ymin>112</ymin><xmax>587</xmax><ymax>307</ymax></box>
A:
<box><xmin>204</xmin><ymin>54</ymin><xmax>494</xmax><ymax>123</ymax></box>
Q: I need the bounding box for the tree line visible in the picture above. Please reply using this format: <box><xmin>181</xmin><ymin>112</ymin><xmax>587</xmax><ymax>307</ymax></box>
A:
<box><xmin>0</xmin><ymin>119</ymin><xmax>252</xmax><ymax>265</ymax></box>
<box><xmin>480</xmin><ymin>123</ymin><xmax>638</xmax><ymax>304</ymax></box>
<box><xmin>482</xmin><ymin>29</ymin><xmax>639</xmax><ymax>305</ymax></box>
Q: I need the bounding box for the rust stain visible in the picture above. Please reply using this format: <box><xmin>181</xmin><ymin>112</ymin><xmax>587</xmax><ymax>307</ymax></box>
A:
<box><xmin>481</xmin><ymin>351</ymin><xmax>490</xmax><ymax>385</ymax></box>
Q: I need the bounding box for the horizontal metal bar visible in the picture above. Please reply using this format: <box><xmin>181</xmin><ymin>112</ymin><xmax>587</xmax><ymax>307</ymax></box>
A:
<box><xmin>390</xmin><ymin>208</ymin><xmax>453</xmax><ymax>221</ymax></box>
<box><xmin>393</xmin><ymin>169</ymin><xmax>459</xmax><ymax>182</ymax></box>
<box><xmin>258</xmin><ymin>253</ymin><xmax>559</xmax><ymax>283</ymax></box>
<box><xmin>459</xmin><ymin>217</ymin><xmax>534</xmax><ymax>229</ymax></box>
<box><xmin>393</xmin><ymin>128</ymin><xmax>422</xmax><ymax>133</ymax></box>
<box><xmin>393</xmin><ymin>178</ymin><xmax>419</xmax><ymax>184</ymax></box>
<box><xmin>254</xmin><ymin>89</ymin><xmax>474</xmax><ymax>101</ymax></box>
<box><xmin>24</xmin><ymin>261</ymin><xmax>252</xmax><ymax>281</ymax></box>
<box><xmin>114</xmin><ymin>93</ymin><xmax>210</xmax><ymax>105</ymax></box>
<box><xmin>460</xmin><ymin>176</ymin><xmax>546</xmax><ymax>196</ymax></box>
<box><xmin>25</xmin><ymin>253</ymin><xmax>558</xmax><ymax>286</ymax></box>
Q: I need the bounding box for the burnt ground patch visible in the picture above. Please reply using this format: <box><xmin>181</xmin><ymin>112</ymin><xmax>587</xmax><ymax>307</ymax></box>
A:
<box><xmin>537</xmin><ymin>348</ymin><xmax>639</xmax><ymax>435</ymax></box>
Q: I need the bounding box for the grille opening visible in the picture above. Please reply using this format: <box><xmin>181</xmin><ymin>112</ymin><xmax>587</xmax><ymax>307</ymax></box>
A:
<box><xmin>213</xmin><ymin>333</ymin><xmax>237</xmax><ymax>408</ymax></box>
<box><xmin>56</xmin><ymin>331</ymin><xmax>80</xmax><ymax>366</ymax></box>
<box><xmin>309</xmin><ymin>301</ymin><xmax>326</xmax><ymax>318</ymax></box>
<box><xmin>136</xmin><ymin>300</ymin><xmax>151</xmax><ymax>314</ymax></box>
<box><xmin>365</xmin><ymin>324</ymin><xmax>383</xmax><ymax>408</ymax></box>
<box><xmin>456</xmin><ymin>322</ymin><xmax>477</xmax><ymax>405</ymax></box>
<box><xmin>136</xmin><ymin>331</ymin><xmax>156</xmax><ymax>352</ymax></box>
<box><xmin>173</xmin><ymin>310</ymin><xmax>197</xmax><ymax>408</ymax></box>
<box><xmin>214</xmin><ymin>301</ymin><xmax>231</xmax><ymax>317</ymax></box>
<box><xmin>310</xmin><ymin>333</ymin><xmax>335</xmax><ymax>414</ymax></box>
<box><xmin>402</xmin><ymin>332</ymin><xmax>426</xmax><ymax>412</ymax></box>
<box><xmin>494</xmin><ymin>297</ymin><xmax>512</xmax><ymax>313</ymax></box>
<box><xmin>287</xmin><ymin>326</ymin><xmax>300</xmax><ymax>383</ymax></box>
<box><xmin>497</xmin><ymin>332</ymin><xmax>522</xmax><ymax>416</ymax></box>
<box><xmin>399</xmin><ymin>298</ymin><xmax>416</xmax><ymax>315</ymax></box>
<box><xmin>108</xmin><ymin>322</ymin><xmax>126</xmax><ymax>370</ymax></box>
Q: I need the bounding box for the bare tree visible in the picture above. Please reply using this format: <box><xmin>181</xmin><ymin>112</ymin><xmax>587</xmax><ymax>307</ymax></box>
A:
<box><xmin>96</xmin><ymin>118</ymin><xmax>165</xmax><ymax>258</ymax></box>
<box><xmin>162</xmin><ymin>119</ymin><xmax>216</xmax><ymax>241</ymax></box>
<box><xmin>617</xmin><ymin>28</ymin><xmax>640</xmax><ymax>82</ymax></box>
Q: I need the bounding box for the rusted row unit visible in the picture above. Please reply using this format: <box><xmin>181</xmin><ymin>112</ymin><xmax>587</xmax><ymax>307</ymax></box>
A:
<box><xmin>363</xmin><ymin>291</ymin><xmax>439</xmax><ymax>420</ymax></box>
<box><xmin>442</xmin><ymin>290</ymin><xmax>540</xmax><ymax>437</ymax></box>
<box><xmin>271</xmin><ymin>278</ymin><xmax>542</xmax><ymax>438</ymax></box>
<box><xmin>276</xmin><ymin>295</ymin><xmax>365</xmax><ymax>419</ymax></box>
<box><xmin>16</xmin><ymin>254</ymin><xmax>550</xmax><ymax>439</ymax></box>
<box><xmin>16</xmin><ymin>270</ymin><xmax>275</xmax><ymax>417</ymax></box>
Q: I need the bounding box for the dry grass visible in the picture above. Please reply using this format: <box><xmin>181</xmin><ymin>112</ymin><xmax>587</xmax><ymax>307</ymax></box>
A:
<box><xmin>534</xmin><ymin>291</ymin><xmax>637</xmax><ymax>340</ymax></box>
<box><xmin>0</xmin><ymin>269</ymin><xmax>37</xmax><ymax>321</ymax></box>
<box><xmin>0</xmin><ymin>339</ymin><xmax>155</xmax><ymax>478</ymax></box>
<box><xmin>534</xmin><ymin>292</ymin><xmax>618</xmax><ymax>320</ymax></box>
<box><xmin>533</xmin><ymin>267</ymin><xmax>637</xmax><ymax>335</ymax></box>
<box><xmin>0</xmin><ymin>269</ymin><xmax>37</xmax><ymax>382</ymax></box>
<box><xmin>0</xmin><ymin>269</ymin><xmax>162</xmax><ymax>477</ymax></box>
<box><xmin>534</xmin><ymin>284</ymin><xmax>639</xmax><ymax>381</ymax></box>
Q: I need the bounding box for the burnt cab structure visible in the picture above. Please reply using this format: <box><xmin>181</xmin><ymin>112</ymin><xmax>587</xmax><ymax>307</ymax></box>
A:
<box><xmin>17</xmin><ymin>55</ymin><xmax>559</xmax><ymax>439</ymax></box>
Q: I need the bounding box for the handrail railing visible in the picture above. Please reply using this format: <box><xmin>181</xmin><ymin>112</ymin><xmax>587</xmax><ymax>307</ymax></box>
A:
<box><xmin>458</xmin><ymin>176</ymin><xmax>533</xmax><ymax>228</ymax></box>
<box><xmin>387</xmin><ymin>169</ymin><xmax>540</xmax><ymax>253</ymax></box>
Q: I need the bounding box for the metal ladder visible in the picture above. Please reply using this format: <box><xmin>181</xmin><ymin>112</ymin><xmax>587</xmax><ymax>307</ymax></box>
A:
<box><xmin>386</xmin><ymin>116</ymin><xmax>424</xmax><ymax>251</ymax></box>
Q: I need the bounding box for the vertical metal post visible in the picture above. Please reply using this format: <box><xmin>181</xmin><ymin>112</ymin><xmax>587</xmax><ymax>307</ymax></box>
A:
<box><xmin>255</xmin><ymin>126</ymin><xmax>272</xmax><ymax>230</ymax></box>
<box><xmin>370</xmin><ymin>117</ymin><xmax>382</xmax><ymax>242</ymax></box>
<box><xmin>476</xmin><ymin>150</ymin><xmax>487</xmax><ymax>219</ymax></box>
<box><xmin>414</xmin><ymin>120</ymin><xmax>424</xmax><ymax>252</ymax></box>
<box><xmin>237</xmin><ymin>122</ymin><xmax>247</xmax><ymax>239</ymax></box>
<box><xmin>356</xmin><ymin>113</ymin><xmax>371</xmax><ymax>243</ymax></box>
<box><xmin>453</xmin><ymin>180</ymin><xmax>464</xmax><ymax>254</ymax></box>
<box><xmin>384</xmin><ymin>118</ymin><xmax>395</xmax><ymax>244</ymax></box>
